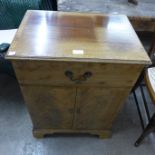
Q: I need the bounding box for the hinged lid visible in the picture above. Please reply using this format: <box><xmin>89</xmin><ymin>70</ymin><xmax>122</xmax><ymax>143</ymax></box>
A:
<box><xmin>6</xmin><ymin>10</ymin><xmax>151</xmax><ymax>64</ymax></box>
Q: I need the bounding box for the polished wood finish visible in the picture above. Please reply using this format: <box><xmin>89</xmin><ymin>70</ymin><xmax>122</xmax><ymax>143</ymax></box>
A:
<box><xmin>6</xmin><ymin>11</ymin><xmax>151</xmax><ymax>138</ymax></box>
<box><xmin>6</xmin><ymin>11</ymin><xmax>150</xmax><ymax>64</ymax></box>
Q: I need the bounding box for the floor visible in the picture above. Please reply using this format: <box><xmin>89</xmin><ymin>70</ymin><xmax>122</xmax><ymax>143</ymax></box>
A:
<box><xmin>1</xmin><ymin>0</ymin><xmax>155</xmax><ymax>155</ymax></box>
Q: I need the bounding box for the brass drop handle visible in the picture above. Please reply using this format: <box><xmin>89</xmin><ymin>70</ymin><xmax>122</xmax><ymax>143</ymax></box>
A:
<box><xmin>65</xmin><ymin>70</ymin><xmax>92</xmax><ymax>83</ymax></box>
<box><xmin>83</xmin><ymin>72</ymin><xmax>92</xmax><ymax>79</ymax></box>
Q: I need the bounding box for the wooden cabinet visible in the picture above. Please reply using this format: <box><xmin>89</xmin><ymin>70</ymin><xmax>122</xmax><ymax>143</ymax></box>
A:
<box><xmin>6</xmin><ymin>11</ymin><xmax>151</xmax><ymax>138</ymax></box>
<box><xmin>12</xmin><ymin>60</ymin><xmax>145</xmax><ymax>138</ymax></box>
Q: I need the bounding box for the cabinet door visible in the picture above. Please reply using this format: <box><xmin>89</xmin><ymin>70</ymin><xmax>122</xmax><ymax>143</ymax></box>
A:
<box><xmin>21</xmin><ymin>86</ymin><xmax>76</xmax><ymax>129</ymax></box>
<box><xmin>74</xmin><ymin>87</ymin><xmax>129</xmax><ymax>130</ymax></box>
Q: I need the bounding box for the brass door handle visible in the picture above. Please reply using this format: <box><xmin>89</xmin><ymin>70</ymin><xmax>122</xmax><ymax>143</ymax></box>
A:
<box><xmin>65</xmin><ymin>70</ymin><xmax>92</xmax><ymax>84</ymax></box>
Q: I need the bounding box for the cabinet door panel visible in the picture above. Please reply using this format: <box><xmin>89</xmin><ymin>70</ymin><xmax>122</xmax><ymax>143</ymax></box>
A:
<box><xmin>21</xmin><ymin>86</ymin><xmax>76</xmax><ymax>129</ymax></box>
<box><xmin>74</xmin><ymin>87</ymin><xmax>129</xmax><ymax>130</ymax></box>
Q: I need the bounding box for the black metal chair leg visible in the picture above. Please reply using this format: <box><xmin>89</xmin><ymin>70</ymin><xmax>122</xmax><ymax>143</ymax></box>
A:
<box><xmin>140</xmin><ymin>85</ymin><xmax>151</xmax><ymax>121</ymax></box>
<box><xmin>135</xmin><ymin>113</ymin><xmax>155</xmax><ymax>147</ymax></box>
<box><xmin>133</xmin><ymin>90</ymin><xmax>145</xmax><ymax>129</ymax></box>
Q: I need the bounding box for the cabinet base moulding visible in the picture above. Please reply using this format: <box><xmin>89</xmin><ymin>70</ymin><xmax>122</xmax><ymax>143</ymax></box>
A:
<box><xmin>33</xmin><ymin>129</ymin><xmax>111</xmax><ymax>139</ymax></box>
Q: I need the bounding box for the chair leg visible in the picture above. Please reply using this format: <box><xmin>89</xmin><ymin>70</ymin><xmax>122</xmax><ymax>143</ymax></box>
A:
<box><xmin>133</xmin><ymin>90</ymin><xmax>145</xmax><ymax>129</ymax></box>
<box><xmin>135</xmin><ymin>113</ymin><xmax>155</xmax><ymax>147</ymax></box>
<box><xmin>140</xmin><ymin>86</ymin><xmax>151</xmax><ymax>121</ymax></box>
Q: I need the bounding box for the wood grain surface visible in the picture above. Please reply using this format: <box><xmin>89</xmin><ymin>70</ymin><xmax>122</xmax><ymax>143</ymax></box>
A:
<box><xmin>21</xmin><ymin>85</ymin><xmax>76</xmax><ymax>129</ymax></box>
<box><xmin>12</xmin><ymin>60</ymin><xmax>143</xmax><ymax>87</ymax></box>
<box><xmin>6</xmin><ymin>11</ymin><xmax>151</xmax><ymax>138</ymax></box>
<box><xmin>6</xmin><ymin>10</ymin><xmax>150</xmax><ymax>64</ymax></box>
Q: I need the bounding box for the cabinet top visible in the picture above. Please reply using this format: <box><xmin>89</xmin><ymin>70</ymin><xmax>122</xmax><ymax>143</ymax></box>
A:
<box><xmin>6</xmin><ymin>10</ymin><xmax>150</xmax><ymax>64</ymax></box>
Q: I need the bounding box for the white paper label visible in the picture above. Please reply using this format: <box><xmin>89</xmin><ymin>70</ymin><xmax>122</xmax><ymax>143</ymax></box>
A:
<box><xmin>8</xmin><ymin>51</ymin><xmax>16</xmax><ymax>56</ymax></box>
<box><xmin>72</xmin><ymin>49</ymin><xmax>84</xmax><ymax>55</ymax></box>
